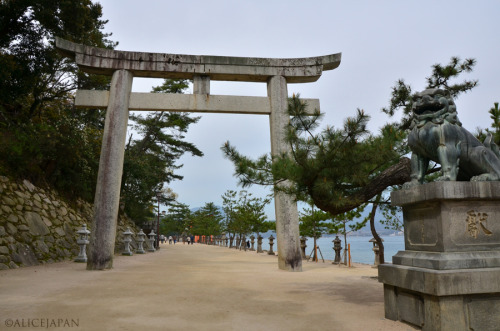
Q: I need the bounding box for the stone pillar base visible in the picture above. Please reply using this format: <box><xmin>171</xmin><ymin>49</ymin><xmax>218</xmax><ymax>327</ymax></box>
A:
<box><xmin>379</xmin><ymin>264</ymin><xmax>500</xmax><ymax>330</ymax></box>
<box><xmin>380</xmin><ymin>182</ymin><xmax>500</xmax><ymax>330</ymax></box>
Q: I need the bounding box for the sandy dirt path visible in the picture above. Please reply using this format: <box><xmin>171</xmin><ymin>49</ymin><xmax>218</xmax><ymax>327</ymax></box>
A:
<box><xmin>0</xmin><ymin>243</ymin><xmax>414</xmax><ymax>331</ymax></box>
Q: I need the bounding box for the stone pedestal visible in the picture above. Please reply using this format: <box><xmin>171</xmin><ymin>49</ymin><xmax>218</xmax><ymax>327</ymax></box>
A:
<box><xmin>379</xmin><ymin>182</ymin><xmax>500</xmax><ymax>331</ymax></box>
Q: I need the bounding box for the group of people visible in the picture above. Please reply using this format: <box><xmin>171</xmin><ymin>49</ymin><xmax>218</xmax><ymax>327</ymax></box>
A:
<box><xmin>159</xmin><ymin>235</ymin><xmax>194</xmax><ymax>245</ymax></box>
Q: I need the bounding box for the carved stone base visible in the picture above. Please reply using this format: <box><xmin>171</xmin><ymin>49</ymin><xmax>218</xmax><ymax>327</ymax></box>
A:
<box><xmin>380</xmin><ymin>182</ymin><xmax>500</xmax><ymax>330</ymax></box>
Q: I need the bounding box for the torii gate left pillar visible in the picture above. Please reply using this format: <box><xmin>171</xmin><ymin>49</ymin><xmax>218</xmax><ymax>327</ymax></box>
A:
<box><xmin>56</xmin><ymin>38</ymin><xmax>341</xmax><ymax>271</ymax></box>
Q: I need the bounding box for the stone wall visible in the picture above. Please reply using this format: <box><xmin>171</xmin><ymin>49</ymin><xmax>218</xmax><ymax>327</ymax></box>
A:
<box><xmin>0</xmin><ymin>176</ymin><xmax>140</xmax><ymax>269</ymax></box>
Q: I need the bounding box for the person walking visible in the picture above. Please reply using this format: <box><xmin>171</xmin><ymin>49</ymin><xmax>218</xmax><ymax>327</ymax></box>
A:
<box><xmin>168</xmin><ymin>236</ymin><xmax>173</xmax><ymax>244</ymax></box>
<box><xmin>187</xmin><ymin>236</ymin><xmax>191</xmax><ymax>244</ymax></box>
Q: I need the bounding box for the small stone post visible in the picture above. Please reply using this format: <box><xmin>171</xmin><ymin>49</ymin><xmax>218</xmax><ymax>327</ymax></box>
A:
<box><xmin>148</xmin><ymin>230</ymin><xmax>156</xmax><ymax>252</ymax></box>
<box><xmin>257</xmin><ymin>235</ymin><xmax>263</xmax><ymax>253</ymax></box>
<box><xmin>75</xmin><ymin>224</ymin><xmax>90</xmax><ymax>263</ymax></box>
<box><xmin>369</xmin><ymin>237</ymin><xmax>383</xmax><ymax>266</ymax></box>
<box><xmin>300</xmin><ymin>236</ymin><xmax>307</xmax><ymax>259</ymax></box>
<box><xmin>333</xmin><ymin>236</ymin><xmax>342</xmax><ymax>264</ymax></box>
<box><xmin>122</xmin><ymin>227</ymin><xmax>134</xmax><ymax>256</ymax></box>
<box><xmin>268</xmin><ymin>235</ymin><xmax>275</xmax><ymax>255</ymax></box>
<box><xmin>250</xmin><ymin>235</ymin><xmax>255</xmax><ymax>251</ymax></box>
<box><xmin>136</xmin><ymin>229</ymin><xmax>146</xmax><ymax>254</ymax></box>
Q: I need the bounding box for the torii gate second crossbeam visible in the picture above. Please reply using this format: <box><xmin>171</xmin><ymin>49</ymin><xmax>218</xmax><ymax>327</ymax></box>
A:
<box><xmin>55</xmin><ymin>38</ymin><xmax>341</xmax><ymax>272</ymax></box>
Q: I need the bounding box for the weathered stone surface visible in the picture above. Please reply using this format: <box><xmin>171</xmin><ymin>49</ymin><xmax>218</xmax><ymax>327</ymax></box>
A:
<box><xmin>0</xmin><ymin>255</ymin><xmax>10</xmax><ymax>263</ymax></box>
<box><xmin>33</xmin><ymin>199</ymin><xmax>42</xmax><ymax>208</ymax></box>
<box><xmin>33</xmin><ymin>193</ymin><xmax>41</xmax><ymax>202</ymax></box>
<box><xmin>7</xmin><ymin>214</ymin><xmax>18</xmax><ymax>224</ymax></box>
<box><xmin>56</xmin><ymin>37</ymin><xmax>341</xmax><ymax>83</ymax></box>
<box><xmin>393</xmin><ymin>250</ymin><xmax>500</xmax><ymax>270</ymax></box>
<box><xmin>3</xmin><ymin>196</ymin><xmax>16</xmax><ymax>206</ymax></box>
<box><xmin>54</xmin><ymin>227</ymin><xmax>66</xmax><ymax>237</ymax></box>
<box><xmin>392</xmin><ymin>181</ymin><xmax>500</xmax><ymax>206</ymax></box>
<box><xmin>6</xmin><ymin>223</ymin><xmax>17</xmax><ymax>235</ymax></box>
<box><xmin>1</xmin><ymin>205</ymin><xmax>13</xmax><ymax>213</ymax></box>
<box><xmin>59</xmin><ymin>206</ymin><xmax>68</xmax><ymax>216</ymax></box>
<box><xmin>42</xmin><ymin>216</ymin><xmax>52</xmax><ymax>227</ymax></box>
<box><xmin>379</xmin><ymin>264</ymin><xmax>500</xmax><ymax>296</ymax></box>
<box><xmin>381</xmin><ymin>181</ymin><xmax>500</xmax><ymax>330</ymax></box>
<box><xmin>11</xmin><ymin>244</ymin><xmax>38</xmax><ymax>266</ymax></box>
<box><xmin>23</xmin><ymin>179</ymin><xmax>35</xmax><ymax>192</ymax></box>
<box><xmin>24</xmin><ymin>211</ymin><xmax>50</xmax><ymax>236</ymax></box>
<box><xmin>15</xmin><ymin>190</ymin><xmax>27</xmax><ymax>200</ymax></box>
<box><xmin>0</xmin><ymin>176</ymin><xmax>141</xmax><ymax>268</ymax></box>
<box><xmin>56</xmin><ymin>238</ymin><xmax>72</xmax><ymax>250</ymax></box>
<box><xmin>34</xmin><ymin>240</ymin><xmax>49</xmax><ymax>254</ymax></box>
<box><xmin>392</xmin><ymin>182</ymin><xmax>500</xmax><ymax>253</ymax></box>
<box><xmin>79</xmin><ymin>90</ymin><xmax>320</xmax><ymax>115</ymax></box>
<box><xmin>268</xmin><ymin>75</ymin><xmax>302</xmax><ymax>272</ymax></box>
<box><xmin>87</xmin><ymin>69</ymin><xmax>133</xmax><ymax>270</ymax></box>
<box><xmin>18</xmin><ymin>225</ymin><xmax>29</xmax><ymax>232</ymax></box>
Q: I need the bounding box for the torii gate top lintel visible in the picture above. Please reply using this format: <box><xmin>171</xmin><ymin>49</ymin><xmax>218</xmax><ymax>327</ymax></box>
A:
<box><xmin>55</xmin><ymin>37</ymin><xmax>341</xmax><ymax>83</ymax></box>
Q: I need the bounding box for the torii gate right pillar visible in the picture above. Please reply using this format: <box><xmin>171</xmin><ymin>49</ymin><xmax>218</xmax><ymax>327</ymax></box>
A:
<box><xmin>268</xmin><ymin>75</ymin><xmax>302</xmax><ymax>271</ymax></box>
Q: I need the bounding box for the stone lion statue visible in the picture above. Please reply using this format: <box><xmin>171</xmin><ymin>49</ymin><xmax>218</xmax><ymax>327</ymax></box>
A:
<box><xmin>404</xmin><ymin>88</ymin><xmax>500</xmax><ymax>188</ymax></box>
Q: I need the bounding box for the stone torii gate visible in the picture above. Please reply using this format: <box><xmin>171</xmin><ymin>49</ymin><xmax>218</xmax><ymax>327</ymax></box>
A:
<box><xmin>55</xmin><ymin>38</ymin><xmax>341</xmax><ymax>272</ymax></box>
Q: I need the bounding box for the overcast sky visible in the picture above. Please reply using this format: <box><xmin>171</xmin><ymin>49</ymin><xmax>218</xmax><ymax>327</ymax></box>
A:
<box><xmin>96</xmin><ymin>0</ymin><xmax>500</xmax><ymax>218</ymax></box>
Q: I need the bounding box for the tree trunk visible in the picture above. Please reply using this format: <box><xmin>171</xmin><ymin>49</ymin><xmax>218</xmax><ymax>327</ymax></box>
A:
<box><xmin>369</xmin><ymin>194</ymin><xmax>384</xmax><ymax>265</ymax></box>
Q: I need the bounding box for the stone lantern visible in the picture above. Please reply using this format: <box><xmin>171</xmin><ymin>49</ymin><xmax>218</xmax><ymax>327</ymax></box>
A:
<box><xmin>136</xmin><ymin>229</ymin><xmax>146</xmax><ymax>254</ymax></box>
<box><xmin>75</xmin><ymin>224</ymin><xmax>90</xmax><ymax>263</ymax></box>
<box><xmin>250</xmin><ymin>235</ymin><xmax>256</xmax><ymax>251</ymax></box>
<box><xmin>122</xmin><ymin>227</ymin><xmax>134</xmax><ymax>256</ymax></box>
<box><xmin>257</xmin><ymin>235</ymin><xmax>263</xmax><ymax>253</ymax></box>
<box><xmin>268</xmin><ymin>235</ymin><xmax>275</xmax><ymax>255</ymax></box>
<box><xmin>148</xmin><ymin>230</ymin><xmax>156</xmax><ymax>252</ymax></box>
<box><xmin>300</xmin><ymin>236</ymin><xmax>307</xmax><ymax>259</ymax></box>
<box><xmin>332</xmin><ymin>236</ymin><xmax>342</xmax><ymax>264</ymax></box>
<box><xmin>369</xmin><ymin>237</ymin><xmax>384</xmax><ymax>266</ymax></box>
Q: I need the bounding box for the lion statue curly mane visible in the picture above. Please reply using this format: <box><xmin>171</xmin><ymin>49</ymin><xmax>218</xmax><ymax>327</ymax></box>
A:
<box><xmin>404</xmin><ymin>88</ymin><xmax>500</xmax><ymax>188</ymax></box>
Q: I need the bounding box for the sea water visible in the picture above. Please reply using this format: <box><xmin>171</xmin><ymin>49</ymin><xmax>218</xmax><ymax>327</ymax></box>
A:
<box><xmin>259</xmin><ymin>235</ymin><xmax>405</xmax><ymax>265</ymax></box>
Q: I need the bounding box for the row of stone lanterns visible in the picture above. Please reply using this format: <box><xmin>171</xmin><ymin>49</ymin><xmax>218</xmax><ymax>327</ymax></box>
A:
<box><xmin>75</xmin><ymin>225</ymin><xmax>158</xmax><ymax>263</ymax></box>
<box><xmin>75</xmin><ymin>223</ymin><xmax>383</xmax><ymax>266</ymax></box>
